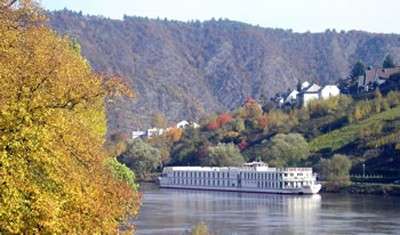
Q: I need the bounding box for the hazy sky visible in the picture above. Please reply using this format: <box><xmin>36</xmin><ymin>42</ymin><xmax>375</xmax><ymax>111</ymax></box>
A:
<box><xmin>42</xmin><ymin>0</ymin><xmax>398</xmax><ymax>33</ymax></box>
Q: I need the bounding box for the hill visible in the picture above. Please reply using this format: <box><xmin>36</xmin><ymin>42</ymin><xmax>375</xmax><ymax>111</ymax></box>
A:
<box><xmin>48</xmin><ymin>10</ymin><xmax>400</xmax><ymax>134</ymax></box>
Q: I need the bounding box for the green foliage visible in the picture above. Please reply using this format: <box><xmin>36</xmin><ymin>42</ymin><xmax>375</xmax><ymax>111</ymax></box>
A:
<box><xmin>267</xmin><ymin>109</ymin><xmax>296</xmax><ymax>131</ymax></box>
<box><xmin>105</xmin><ymin>158</ymin><xmax>138</xmax><ymax>191</ymax></box>
<box><xmin>383</xmin><ymin>54</ymin><xmax>396</xmax><ymax>68</ymax></box>
<box><xmin>310</xmin><ymin>105</ymin><xmax>400</xmax><ymax>152</ymax></box>
<box><xmin>227</xmin><ymin>118</ymin><xmax>245</xmax><ymax>132</ymax></box>
<box><xmin>263</xmin><ymin>133</ymin><xmax>309</xmax><ymax>167</ymax></box>
<box><xmin>170</xmin><ymin>128</ymin><xmax>207</xmax><ymax>165</ymax></box>
<box><xmin>118</xmin><ymin>139</ymin><xmax>161</xmax><ymax>178</ymax></box>
<box><xmin>205</xmin><ymin>143</ymin><xmax>245</xmax><ymax>166</ymax></box>
<box><xmin>350</xmin><ymin>61</ymin><xmax>366</xmax><ymax>78</ymax></box>
<box><xmin>386</xmin><ymin>91</ymin><xmax>400</xmax><ymax>108</ymax></box>
<box><xmin>307</xmin><ymin>95</ymin><xmax>352</xmax><ymax>118</ymax></box>
<box><xmin>320</xmin><ymin>154</ymin><xmax>352</xmax><ymax>188</ymax></box>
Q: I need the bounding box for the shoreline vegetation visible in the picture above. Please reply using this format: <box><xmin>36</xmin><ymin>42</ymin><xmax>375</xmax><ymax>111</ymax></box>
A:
<box><xmin>322</xmin><ymin>182</ymin><xmax>400</xmax><ymax>196</ymax></box>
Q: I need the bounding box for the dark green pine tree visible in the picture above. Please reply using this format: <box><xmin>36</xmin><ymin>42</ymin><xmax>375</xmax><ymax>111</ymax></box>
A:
<box><xmin>383</xmin><ymin>54</ymin><xmax>396</xmax><ymax>68</ymax></box>
<box><xmin>350</xmin><ymin>61</ymin><xmax>366</xmax><ymax>78</ymax></box>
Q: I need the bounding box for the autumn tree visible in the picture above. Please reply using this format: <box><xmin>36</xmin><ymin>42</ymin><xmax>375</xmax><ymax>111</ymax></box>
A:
<box><xmin>216</xmin><ymin>113</ymin><xmax>233</xmax><ymax>127</ymax></box>
<box><xmin>166</xmin><ymin>127</ymin><xmax>183</xmax><ymax>142</ymax></box>
<box><xmin>190</xmin><ymin>223</ymin><xmax>210</xmax><ymax>235</ymax></box>
<box><xmin>207</xmin><ymin>119</ymin><xmax>220</xmax><ymax>131</ymax></box>
<box><xmin>256</xmin><ymin>114</ymin><xmax>269</xmax><ymax>129</ymax></box>
<box><xmin>242</xmin><ymin>97</ymin><xmax>263</xmax><ymax>119</ymax></box>
<box><xmin>0</xmin><ymin>1</ymin><xmax>139</xmax><ymax>233</ymax></box>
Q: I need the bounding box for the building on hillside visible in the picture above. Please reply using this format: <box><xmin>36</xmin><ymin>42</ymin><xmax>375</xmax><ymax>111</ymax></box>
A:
<box><xmin>191</xmin><ymin>122</ymin><xmax>200</xmax><ymax>129</ymax></box>
<box><xmin>284</xmin><ymin>89</ymin><xmax>299</xmax><ymax>105</ymax></box>
<box><xmin>132</xmin><ymin>131</ymin><xmax>146</xmax><ymax>139</ymax></box>
<box><xmin>297</xmin><ymin>84</ymin><xmax>341</xmax><ymax>107</ymax></box>
<box><xmin>357</xmin><ymin>67</ymin><xmax>400</xmax><ymax>91</ymax></box>
<box><xmin>299</xmin><ymin>81</ymin><xmax>311</xmax><ymax>90</ymax></box>
<box><xmin>176</xmin><ymin>120</ymin><xmax>190</xmax><ymax>129</ymax></box>
<box><xmin>297</xmin><ymin>84</ymin><xmax>321</xmax><ymax>107</ymax></box>
<box><xmin>319</xmin><ymin>85</ymin><xmax>340</xmax><ymax>100</ymax></box>
<box><xmin>146</xmin><ymin>128</ymin><xmax>165</xmax><ymax>138</ymax></box>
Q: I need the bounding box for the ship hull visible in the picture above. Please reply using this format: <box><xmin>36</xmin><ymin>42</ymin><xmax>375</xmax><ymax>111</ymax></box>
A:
<box><xmin>159</xmin><ymin>180</ymin><xmax>321</xmax><ymax>195</ymax></box>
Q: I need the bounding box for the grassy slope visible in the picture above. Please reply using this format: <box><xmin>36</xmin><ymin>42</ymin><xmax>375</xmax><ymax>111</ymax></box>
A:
<box><xmin>310</xmin><ymin>106</ymin><xmax>400</xmax><ymax>152</ymax></box>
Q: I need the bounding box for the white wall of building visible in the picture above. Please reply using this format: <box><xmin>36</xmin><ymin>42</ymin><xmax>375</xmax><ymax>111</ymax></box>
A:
<box><xmin>319</xmin><ymin>85</ymin><xmax>340</xmax><ymax>100</ymax></box>
<box><xmin>302</xmin><ymin>93</ymin><xmax>320</xmax><ymax>107</ymax></box>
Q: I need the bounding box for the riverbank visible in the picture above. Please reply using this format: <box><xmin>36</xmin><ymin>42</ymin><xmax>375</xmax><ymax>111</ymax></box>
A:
<box><xmin>321</xmin><ymin>183</ymin><xmax>400</xmax><ymax>196</ymax></box>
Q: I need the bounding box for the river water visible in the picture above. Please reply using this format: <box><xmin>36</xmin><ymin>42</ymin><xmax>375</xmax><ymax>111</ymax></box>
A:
<box><xmin>134</xmin><ymin>184</ymin><xmax>400</xmax><ymax>235</ymax></box>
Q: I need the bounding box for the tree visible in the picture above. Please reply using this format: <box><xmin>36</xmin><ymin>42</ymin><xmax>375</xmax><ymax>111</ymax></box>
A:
<box><xmin>256</xmin><ymin>115</ymin><xmax>269</xmax><ymax>129</ymax></box>
<box><xmin>204</xmin><ymin>143</ymin><xmax>245</xmax><ymax>166</ymax></box>
<box><xmin>216</xmin><ymin>113</ymin><xmax>233</xmax><ymax>127</ymax></box>
<box><xmin>207</xmin><ymin>119</ymin><xmax>220</xmax><ymax>131</ymax></box>
<box><xmin>190</xmin><ymin>223</ymin><xmax>210</xmax><ymax>235</ymax></box>
<box><xmin>241</xmin><ymin>97</ymin><xmax>263</xmax><ymax>119</ymax></box>
<box><xmin>151</xmin><ymin>112</ymin><xmax>168</xmax><ymax>128</ymax></box>
<box><xmin>118</xmin><ymin>139</ymin><xmax>161</xmax><ymax>179</ymax></box>
<box><xmin>166</xmin><ymin>127</ymin><xmax>183</xmax><ymax>142</ymax></box>
<box><xmin>383</xmin><ymin>54</ymin><xmax>396</xmax><ymax>68</ymax></box>
<box><xmin>350</xmin><ymin>61</ymin><xmax>366</xmax><ymax>78</ymax></box>
<box><xmin>264</xmin><ymin>133</ymin><xmax>309</xmax><ymax>167</ymax></box>
<box><xmin>320</xmin><ymin>154</ymin><xmax>352</xmax><ymax>188</ymax></box>
<box><xmin>0</xmin><ymin>2</ymin><xmax>139</xmax><ymax>233</ymax></box>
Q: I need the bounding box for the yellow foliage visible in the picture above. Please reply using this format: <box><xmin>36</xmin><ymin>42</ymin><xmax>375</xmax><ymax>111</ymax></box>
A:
<box><xmin>0</xmin><ymin>2</ymin><xmax>140</xmax><ymax>234</ymax></box>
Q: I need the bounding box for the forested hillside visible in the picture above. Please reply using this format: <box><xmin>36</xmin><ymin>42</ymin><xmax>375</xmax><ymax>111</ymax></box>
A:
<box><xmin>49</xmin><ymin>10</ymin><xmax>400</xmax><ymax>134</ymax></box>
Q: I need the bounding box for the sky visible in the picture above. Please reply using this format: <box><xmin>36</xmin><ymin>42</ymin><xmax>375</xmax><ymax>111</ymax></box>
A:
<box><xmin>41</xmin><ymin>0</ymin><xmax>399</xmax><ymax>34</ymax></box>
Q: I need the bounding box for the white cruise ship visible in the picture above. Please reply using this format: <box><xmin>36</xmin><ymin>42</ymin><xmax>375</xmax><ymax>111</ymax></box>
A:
<box><xmin>159</xmin><ymin>162</ymin><xmax>321</xmax><ymax>194</ymax></box>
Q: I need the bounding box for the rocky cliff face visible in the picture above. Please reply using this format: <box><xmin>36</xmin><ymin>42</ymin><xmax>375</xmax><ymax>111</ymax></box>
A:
<box><xmin>49</xmin><ymin>10</ymin><xmax>400</xmax><ymax>134</ymax></box>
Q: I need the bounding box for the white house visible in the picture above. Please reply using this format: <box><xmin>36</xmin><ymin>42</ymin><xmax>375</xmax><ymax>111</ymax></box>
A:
<box><xmin>319</xmin><ymin>85</ymin><xmax>340</xmax><ymax>100</ymax></box>
<box><xmin>284</xmin><ymin>89</ymin><xmax>299</xmax><ymax>104</ymax></box>
<box><xmin>132</xmin><ymin>131</ymin><xmax>146</xmax><ymax>139</ymax></box>
<box><xmin>297</xmin><ymin>84</ymin><xmax>321</xmax><ymax>107</ymax></box>
<box><xmin>176</xmin><ymin>120</ymin><xmax>190</xmax><ymax>129</ymax></box>
<box><xmin>191</xmin><ymin>122</ymin><xmax>200</xmax><ymax>129</ymax></box>
<box><xmin>146</xmin><ymin>128</ymin><xmax>165</xmax><ymax>138</ymax></box>
<box><xmin>300</xmin><ymin>81</ymin><xmax>311</xmax><ymax>90</ymax></box>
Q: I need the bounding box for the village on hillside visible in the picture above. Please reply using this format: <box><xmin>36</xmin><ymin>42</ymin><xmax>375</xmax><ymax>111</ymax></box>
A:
<box><xmin>132</xmin><ymin>120</ymin><xmax>200</xmax><ymax>139</ymax></box>
<box><xmin>132</xmin><ymin>62</ymin><xmax>400</xmax><ymax>140</ymax></box>
<box><xmin>270</xmin><ymin>64</ymin><xmax>400</xmax><ymax>109</ymax></box>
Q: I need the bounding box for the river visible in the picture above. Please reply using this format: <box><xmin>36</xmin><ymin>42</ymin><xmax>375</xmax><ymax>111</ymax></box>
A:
<box><xmin>134</xmin><ymin>183</ymin><xmax>400</xmax><ymax>235</ymax></box>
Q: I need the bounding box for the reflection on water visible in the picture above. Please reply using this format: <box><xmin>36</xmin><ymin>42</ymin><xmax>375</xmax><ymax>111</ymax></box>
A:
<box><xmin>134</xmin><ymin>184</ymin><xmax>400</xmax><ymax>235</ymax></box>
